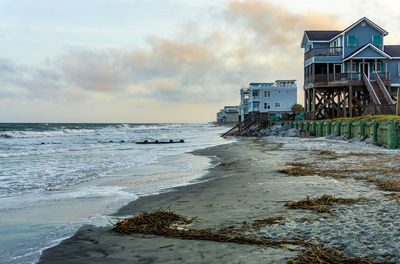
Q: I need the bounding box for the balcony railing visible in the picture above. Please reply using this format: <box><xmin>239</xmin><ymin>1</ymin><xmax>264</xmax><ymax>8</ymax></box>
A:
<box><xmin>305</xmin><ymin>72</ymin><xmax>391</xmax><ymax>84</ymax></box>
<box><xmin>304</xmin><ymin>47</ymin><xmax>343</xmax><ymax>61</ymax></box>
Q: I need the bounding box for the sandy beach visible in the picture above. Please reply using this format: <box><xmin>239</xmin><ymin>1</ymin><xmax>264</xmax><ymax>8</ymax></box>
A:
<box><xmin>39</xmin><ymin>137</ymin><xmax>400</xmax><ymax>263</ymax></box>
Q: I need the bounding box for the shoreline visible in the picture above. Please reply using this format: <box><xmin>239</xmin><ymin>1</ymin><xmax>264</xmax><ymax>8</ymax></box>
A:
<box><xmin>39</xmin><ymin>137</ymin><xmax>400</xmax><ymax>263</ymax></box>
<box><xmin>1</xmin><ymin>145</ymin><xmax>226</xmax><ymax>264</ymax></box>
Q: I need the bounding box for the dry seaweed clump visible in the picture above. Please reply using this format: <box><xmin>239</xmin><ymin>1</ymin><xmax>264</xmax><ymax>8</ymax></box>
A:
<box><xmin>220</xmin><ymin>217</ymin><xmax>284</xmax><ymax>234</ymax></box>
<box><xmin>112</xmin><ymin>209</ymin><xmax>194</xmax><ymax>235</ymax></box>
<box><xmin>377</xmin><ymin>179</ymin><xmax>400</xmax><ymax>192</ymax></box>
<box><xmin>278</xmin><ymin>166</ymin><xmax>310</xmax><ymax>176</ymax></box>
<box><xmin>285</xmin><ymin>195</ymin><xmax>368</xmax><ymax>214</ymax></box>
<box><xmin>288</xmin><ymin>244</ymin><xmax>393</xmax><ymax>264</ymax></box>
<box><xmin>111</xmin><ymin>209</ymin><xmax>305</xmax><ymax>248</ymax></box>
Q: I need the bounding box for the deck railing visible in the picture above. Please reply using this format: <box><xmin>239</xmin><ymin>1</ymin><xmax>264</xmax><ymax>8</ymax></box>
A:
<box><xmin>305</xmin><ymin>72</ymin><xmax>362</xmax><ymax>84</ymax></box>
<box><xmin>305</xmin><ymin>72</ymin><xmax>391</xmax><ymax>84</ymax></box>
<box><xmin>304</xmin><ymin>47</ymin><xmax>343</xmax><ymax>61</ymax></box>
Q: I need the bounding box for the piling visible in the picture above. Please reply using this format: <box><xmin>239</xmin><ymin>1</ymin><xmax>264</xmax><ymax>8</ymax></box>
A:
<box><xmin>388</xmin><ymin>119</ymin><xmax>397</xmax><ymax>149</ymax></box>
<box><xmin>372</xmin><ymin>120</ymin><xmax>378</xmax><ymax>142</ymax></box>
<box><xmin>346</xmin><ymin>120</ymin><xmax>351</xmax><ymax>139</ymax></box>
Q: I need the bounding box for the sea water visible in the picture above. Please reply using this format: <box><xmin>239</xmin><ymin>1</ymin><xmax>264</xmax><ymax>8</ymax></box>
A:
<box><xmin>0</xmin><ymin>123</ymin><xmax>232</xmax><ymax>264</ymax></box>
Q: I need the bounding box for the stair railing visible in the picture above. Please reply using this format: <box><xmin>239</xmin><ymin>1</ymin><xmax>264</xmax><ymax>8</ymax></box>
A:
<box><xmin>375</xmin><ymin>73</ymin><xmax>394</xmax><ymax>104</ymax></box>
<box><xmin>362</xmin><ymin>72</ymin><xmax>381</xmax><ymax>105</ymax></box>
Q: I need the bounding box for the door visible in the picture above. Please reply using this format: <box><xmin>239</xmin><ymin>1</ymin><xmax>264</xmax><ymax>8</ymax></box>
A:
<box><xmin>334</xmin><ymin>64</ymin><xmax>342</xmax><ymax>73</ymax></box>
<box><xmin>363</xmin><ymin>62</ymin><xmax>370</xmax><ymax>80</ymax></box>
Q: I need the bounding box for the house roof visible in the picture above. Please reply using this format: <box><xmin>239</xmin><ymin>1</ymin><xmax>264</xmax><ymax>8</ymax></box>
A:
<box><xmin>305</xmin><ymin>30</ymin><xmax>342</xmax><ymax>41</ymax></box>
<box><xmin>384</xmin><ymin>45</ymin><xmax>400</xmax><ymax>57</ymax></box>
<box><xmin>301</xmin><ymin>17</ymin><xmax>389</xmax><ymax>48</ymax></box>
<box><xmin>342</xmin><ymin>43</ymin><xmax>391</xmax><ymax>61</ymax></box>
<box><xmin>340</xmin><ymin>17</ymin><xmax>388</xmax><ymax>37</ymax></box>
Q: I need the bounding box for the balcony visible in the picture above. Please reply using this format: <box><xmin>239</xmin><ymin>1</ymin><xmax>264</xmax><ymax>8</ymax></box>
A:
<box><xmin>305</xmin><ymin>47</ymin><xmax>343</xmax><ymax>61</ymax></box>
<box><xmin>304</xmin><ymin>72</ymin><xmax>391</xmax><ymax>86</ymax></box>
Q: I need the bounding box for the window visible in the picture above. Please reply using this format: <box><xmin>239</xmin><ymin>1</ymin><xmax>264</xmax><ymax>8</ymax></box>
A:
<box><xmin>349</xmin><ymin>62</ymin><xmax>358</xmax><ymax>73</ymax></box>
<box><xmin>372</xmin><ymin>62</ymin><xmax>382</xmax><ymax>72</ymax></box>
<box><xmin>264</xmin><ymin>90</ymin><xmax>271</xmax><ymax>97</ymax></box>
<box><xmin>275</xmin><ymin>102</ymin><xmax>280</xmax><ymax>108</ymax></box>
<box><xmin>398</xmin><ymin>62</ymin><xmax>400</xmax><ymax>77</ymax></box>
<box><xmin>264</xmin><ymin>103</ymin><xmax>270</xmax><ymax>110</ymax></box>
<box><xmin>252</xmin><ymin>91</ymin><xmax>258</xmax><ymax>97</ymax></box>
<box><xmin>252</xmin><ymin>102</ymin><xmax>257</xmax><ymax>109</ymax></box>
<box><xmin>372</xmin><ymin>35</ymin><xmax>383</xmax><ymax>46</ymax></box>
<box><xmin>347</xmin><ymin>35</ymin><xmax>357</xmax><ymax>46</ymax></box>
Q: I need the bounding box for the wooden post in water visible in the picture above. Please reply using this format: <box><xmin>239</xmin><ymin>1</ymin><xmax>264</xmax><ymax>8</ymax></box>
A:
<box><xmin>318</xmin><ymin>121</ymin><xmax>323</xmax><ymax>137</ymax></box>
<box><xmin>336</xmin><ymin>121</ymin><xmax>341</xmax><ymax>136</ymax></box>
<box><xmin>388</xmin><ymin>119</ymin><xmax>397</xmax><ymax>149</ymax></box>
<box><xmin>360</xmin><ymin>120</ymin><xmax>365</xmax><ymax>138</ymax></box>
<box><xmin>372</xmin><ymin>120</ymin><xmax>378</xmax><ymax>142</ymax></box>
<box><xmin>346</xmin><ymin>120</ymin><xmax>351</xmax><ymax>138</ymax></box>
<box><xmin>326</xmin><ymin>121</ymin><xmax>331</xmax><ymax>135</ymax></box>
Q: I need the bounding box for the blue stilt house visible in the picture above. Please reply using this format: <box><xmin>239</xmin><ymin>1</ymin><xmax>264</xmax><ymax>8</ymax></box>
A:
<box><xmin>301</xmin><ymin>17</ymin><xmax>400</xmax><ymax>119</ymax></box>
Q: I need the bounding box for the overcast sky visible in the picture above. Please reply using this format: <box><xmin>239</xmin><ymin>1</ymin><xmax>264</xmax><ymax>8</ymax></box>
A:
<box><xmin>1</xmin><ymin>0</ymin><xmax>400</xmax><ymax>122</ymax></box>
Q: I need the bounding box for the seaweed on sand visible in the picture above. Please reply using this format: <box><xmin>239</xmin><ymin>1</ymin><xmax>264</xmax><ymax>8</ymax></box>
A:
<box><xmin>287</xmin><ymin>244</ymin><xmax>393</xmax><ymax>264</ymax></box>
<box><xmin>111</xmin><ymin>209</ymin><xmax>305</xmax><ymax>248</ymax></box>
<box><xmin>220</xmin><ymin>217</ymin><xmax>284</xmax><ymax>234</ymax></box>
<box><xmin>377</xmin><ymin>179</ymin><xmax>400</xmax><ymax>192</ymax></box>
<box><xmin>285</xmin><ymin>195</ymin><xmax>368</xmax><ymax>214</ymax></box>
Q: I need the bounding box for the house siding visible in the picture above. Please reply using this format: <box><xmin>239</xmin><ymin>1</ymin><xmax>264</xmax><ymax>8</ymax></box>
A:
<box><xmin>248</xmin><ymin>82</ymin><xmax>297</xmax><ymax>113</ymax></box>
<box><xmin>388</xmin><ymin>60</ymin><xmax>400</xmax><ymax>84</ymax></box>
<box><xmin>344</xmin><ymin>23</ymin><xmax>383</xmax><ymax>57</ymax></box>
<box><xmin>353</xmin><ymin>47</ymin><xmax>386</xmax><ymax>58</ymax></box>
<box><xmin>259</xmin><ymin>88</ymin><xmax>297</xmax><ymax>112</ymax></box>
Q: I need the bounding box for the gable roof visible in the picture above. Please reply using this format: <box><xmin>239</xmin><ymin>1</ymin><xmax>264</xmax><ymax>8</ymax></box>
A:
<box><xmin>340</xmin><ymin>17</ymin><xmax>388</xmax><ymax>37</ymax></box>
<box><xmin>305</xmin><ymin>31</ymin><xmax>342</xmax><ymax>41</ymax></box>
<box><xmin>384</xmin><ymin>45</ymin><xmax>400</xmax><ymax>57</ymax></box>
<box><xmin>302</xmin><ymin>17</ymin><xmax>389</xmax><ymax>48</ymax></box>
<box><xmin>343</xmin><ymin>43</ymin><xmax>391</xmax><ymax>61</ymax></box>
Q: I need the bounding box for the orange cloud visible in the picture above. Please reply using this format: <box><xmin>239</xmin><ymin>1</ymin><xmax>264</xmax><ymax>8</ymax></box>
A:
<box><xmin>227</xmin><ymin>0</ymin><xmax>342</xmax><ymax>47</ymax></box>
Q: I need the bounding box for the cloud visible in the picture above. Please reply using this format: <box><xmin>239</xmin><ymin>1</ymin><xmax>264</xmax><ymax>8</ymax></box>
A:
<box><xmin>1</xmin><ymin>0</ymin><xmax>346</xmax><ymax>122</ymax></box>
<box><xmin>46</xmin><ymin>0</ymin><xmax>342</xmax><ymax>110</ymax></box>
<box><xmin>57</xmin><ymin>49</ymin><xmax>129</xmax><ymax>91</ymax></box>
<box><xmin>227</xmin><ymin>0</ymin><xmax>341</xmax><ymax>48</ymax></box>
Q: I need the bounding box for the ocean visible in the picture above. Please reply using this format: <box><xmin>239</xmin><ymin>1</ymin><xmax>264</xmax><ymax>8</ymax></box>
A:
<box><xmin>0</xmin><ymin>123</ymin><xmax>232</xmax><ymax>264</ymax></box>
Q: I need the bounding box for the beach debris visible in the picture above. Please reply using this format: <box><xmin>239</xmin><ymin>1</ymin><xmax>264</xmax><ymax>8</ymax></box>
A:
<box><xmin>289</xmin><ymin>244</ymin><xmax>393</xmax><ymax>264</ymax></box>
<box><xmin>219</xmin><ymin>217</ymin><xmax>284</xmax><ymax>234</ymax></box>
<box><xmin>285</xmin><ymin>195</ymin><xmax>368</xmax><ymax>214</ymax></box>
<box><xmin>135</xmin><ymin>139</ymin><xmax>185</xmax><ymax>144</ymax></box>
<box><xmin>111</xmin><ymin>209</ymin><xmax>305</xmax><ymax>248</ymax></box>
<box><xmin>377</xmin><ymin>179</ymin><xmax>400</xmax><ymax>192</ymax></box>
<box><xmin>278</xmin><ymin>166</ymin><xmax>309</xmax><ymax>176</ymax></box>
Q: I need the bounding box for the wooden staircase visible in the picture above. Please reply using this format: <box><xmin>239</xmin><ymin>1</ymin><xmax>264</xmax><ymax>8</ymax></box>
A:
<box><xmin>221</xmin><ymin>115</ymin><xmax>259</xmax><ymax>137</ymax></box>
<box><xmin>370</xmin><ymin>80</ymin><xmax>388</xmax><ymax>104</ymax></box>
<box><xmin>362</xmin><ymin>72</ymin><xmax>396</xmax><ymax>115</ymax></box>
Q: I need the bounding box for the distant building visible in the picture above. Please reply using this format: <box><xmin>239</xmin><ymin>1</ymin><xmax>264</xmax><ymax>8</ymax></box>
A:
<box><xmin>216</xmin><ymin>106</ymin><xmax>239</xmax><ymax>125</ymax></box>
<box><xmin>248</xmin><ymin>80</ymin><xmax>297</xmax><ymax>119</ymax></box>
<box><xmin>239</xmin><ymin>88</ymin><xmax>249</xmax><ymax>122</ymax></box>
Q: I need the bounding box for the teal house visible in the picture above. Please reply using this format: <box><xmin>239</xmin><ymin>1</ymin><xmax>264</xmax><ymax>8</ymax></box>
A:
<box><xmin>301</xmin><ymin>17</ymin><xmax>400</xmax><ymax>119</ymax></box>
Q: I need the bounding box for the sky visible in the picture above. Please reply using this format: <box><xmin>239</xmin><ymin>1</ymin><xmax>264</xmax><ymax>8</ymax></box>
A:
<box><xmin>1</xmin><ymin>0</ymin><xmax>400</xmax><ymax>123</ymax></box>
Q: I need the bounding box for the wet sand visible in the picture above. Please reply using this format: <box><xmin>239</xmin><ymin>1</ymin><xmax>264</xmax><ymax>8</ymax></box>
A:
<box><xmin>39</xmin><ymin>137</ymin><xmax>400</xmax><ymax>263</ymax></box>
